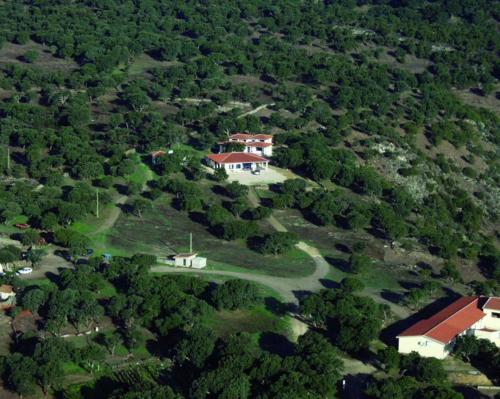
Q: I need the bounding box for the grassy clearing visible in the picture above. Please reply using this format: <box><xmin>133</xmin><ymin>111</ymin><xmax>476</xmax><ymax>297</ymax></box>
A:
<box><xmin>0</xmin><ymin>41</ymin><xmax>77</xmax><ymax>71</ymax></box>
<box><xmin>70</xmin><ymin>203</ymin><xmax>116</xmax><ymax>235</ymax></box>
<box><xmin>95</xmin><ymin>281</ymin><xmax>117</xmax><ymax>299</ymax></box>
<box><xmin>108</xmin><ymin>199</ymin><xmax>315</xmax><ymax>277</ymax></box>
<box><xmin>125</xmin><ymin>155</ymin><xmax>154</xmax><ymax>185</ymax></box>
<box><xmin>62</xmin><ymin>362</ymin><xmax>87</xmax><ymax>375</ymax></box>
<box><xmin>204</xmin><ymin>305</ymin><xmax>290</xmax><ymax>338</ymax></box>
<box><xmin>0</xmin><ymin>215</ymin><xmax>29</xmax><ymax>234</ymax></box>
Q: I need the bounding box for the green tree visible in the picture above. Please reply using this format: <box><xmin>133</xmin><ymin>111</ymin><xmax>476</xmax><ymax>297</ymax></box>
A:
<box><xmin>26</xmin><ymin>248</ymin><xmax>47</xmax><ymax>268</ymax></box>
<box><xmin>22</xmin><ymin>50</ymin><xmax>39</xmax><ymax>63</ymax></box>
<box><xmin>175</xmin><ymin>326</ymin><xmax>217</xmax><ymax>368</ymax></box>
<box><xmin>20</xmin><ymin>229</ymin><xmax>40</xmax><ymax>247</ymax></box>
<box><xmin>211</xmin><ymin>280</ymin><xmax>260</xmax><ymax>310</ymax></box>
<box><xmin>348</xmin><ymin>253</ymin><xmax>371</xmax><ymax>274</ymax></box>
<box><xmin>260</xmin><ymin>232</ymin><xmax>298</xmax><ymax>255</ymax></box>
<box><xmin>131</xmin><ymin>197</ymin><xmax>151</xmax><ymax>218</ymax></box>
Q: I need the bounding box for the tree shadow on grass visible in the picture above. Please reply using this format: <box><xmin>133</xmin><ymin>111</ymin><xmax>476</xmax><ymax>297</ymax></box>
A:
<box><xmin>259</xmin><ymin>331</ymin><xmax>294</xmax><ymax>357</ymax></box>
<box><xmin>380</xmin><ymin>289</ymin><xmax>404</xmax><ymax>305</ymax></box>
<box><xmin>246</xmin><ymin>235</ymin><xmax>264</xmax><ymax>253</ymax></box>
<box><xmin>292</xmin><ymin>290</ymin><xmax>313</xmax><ymax>304</ymax></box>
<box><xmin>398</xmin><ymin>280</ymin><xmax>421</xmax><ymax>290</ymax></box>
<box><xmin>264</xmin><ymin>296</ymin><xmax>293</xmax><ymax>316</ymax></box>
<box><xmin>116</xmin><ymin>202</ymin><xmax>132</xmax><ymax>215</ymax></box>
<box><xmin>335</xmin><ymin>243</ymin><xmax>351</xmax><ymax>254</ymax></box>
<box><xmin>325</xmin><ymin>256</ymin><xmax>350</xmax><ymax>273</ymax></box>
<box><xmin>44</xmin><ymin>270</ymin><xmax>63</xmax><ymax>287</ymax></box>
<box><xmin>113</xmin><ymin>183</ymin><xmax>128</xmax><ymax>195</ymax></box>
<box><xmin>338</xmin><ymin>373</ymin><xmax>371</xmax><ymax>399</ymax></box>
<box><xmin>188</xmin><ymin>211</ymin><xmax>206</xmax><ymax>226</ymax></box>
<box><xmin>319</xmin><ymin>279</ymin><xmax>339</xmax><ymax>290</ymax></box>
<box><xmin>211</xmin><ymin>184</ymin><xmax>227</xmax><ymax>197</ymax></box>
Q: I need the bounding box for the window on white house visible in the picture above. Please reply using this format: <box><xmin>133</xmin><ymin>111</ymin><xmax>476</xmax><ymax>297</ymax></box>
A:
<box><xmin>236</xmin><ymin>164</ymin><xmax>241</xmax><ymax>169</ymax></box>
<box><xmin>492</xmin><ymin>312</ymin><xmax>500</xmax><ymax>318</ymax></box>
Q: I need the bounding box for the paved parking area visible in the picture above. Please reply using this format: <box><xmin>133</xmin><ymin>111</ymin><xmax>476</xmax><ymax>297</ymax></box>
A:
<box><xmin>227</xmin><ymin>166</ymin><xmax>288</xmax><ymax>185</ymax></box>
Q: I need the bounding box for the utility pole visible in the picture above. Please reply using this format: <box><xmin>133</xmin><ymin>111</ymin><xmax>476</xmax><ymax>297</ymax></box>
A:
<box><xmin>96</xmin><ymin>188</ymin><xmax>99</xmax><ymax>219</ymax></box>
<box><xmin>6</xmin><ymin>147</ymin><xmax>10</xmax><ymax>174</ymax></box>
<box><xmin>189</xmin><ymin>232</ymin><xmax>193</xmax><ymax>253</ymax></box>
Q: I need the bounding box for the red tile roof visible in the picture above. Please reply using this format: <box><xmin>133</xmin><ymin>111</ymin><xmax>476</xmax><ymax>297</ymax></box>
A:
<box><xmin>229</xmin><ymin>133</ymin><xmax>273</xmax><ymax>140</ymax></box>
<box><xmin>397</xmin><ymin>296</ymin><xmax>486</xmax><ymax>344</ymax></box>
<box><xmin>484</xmin><ymin>297</ymin><xmax>500</xmax><ymax>311</ymax></box>
<box><xmin>150</xmin><ymin>150</ymin><xmax>166</xmax><ymax>158</ymax></box>
<box><xmin>206</xmin><ymin>152</ymin><xmax>269</xmax><ymax>164</ymax></box>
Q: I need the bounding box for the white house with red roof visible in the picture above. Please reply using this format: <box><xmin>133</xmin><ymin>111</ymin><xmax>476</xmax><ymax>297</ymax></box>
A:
<box><xmin>206</xmin><ymin>152</ymin><xmax>269</xmax><ymax>173</ymax></box>
<box><xmin>397</xmin><ymin>296</ymin><xmax>500</xmax><ymax>359</ymax></box>
<box><xmin>219</xmin><ymin>133</ymin><xmax>273</xmax><ymax>157</ymax></box>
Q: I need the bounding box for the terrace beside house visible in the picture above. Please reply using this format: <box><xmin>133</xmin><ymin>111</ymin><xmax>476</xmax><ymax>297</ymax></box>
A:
<box><xmin>397</xmin><ymin>296</ymin><xmax>500</xmax><ymax>359</ymax></box>
<box><xmin>219</xmin><ymin>133</ymin><xmax>273</xmax><ymax>157</ymax></box>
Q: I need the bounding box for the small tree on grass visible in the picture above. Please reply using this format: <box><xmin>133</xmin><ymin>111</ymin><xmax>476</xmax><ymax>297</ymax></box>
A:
<box><xmin>96</xmin><ymin>332</ymin><xmax>122</xmax><ymax>356</ymax></box>
<box><xmin>348</xmin><ymin>253</ymin><xmax>371</xmax><ymax>274</ymax></box>
<box><xmin>340</xmin><ymin>277</ymin><xmax>365</xmax><ymax>293</ymax></box>
<box><xmin>440</xmin><ymin>261</ymin><xmax>461</xmax><ymax>283</ymax></box>
<box><xmin>225</xmin><ymin>181</ymin><xmax>248</xmax><ymax>198</ymax></box>
<box><xmin>126</xmin><ymin>181</ymin><xmax>142</xmax><ymax>196</ymax></box>
<box><xmin>221</xmin><ymin>220</ymin><xmax>258</xmax><ymax>240</ymax></box>
<box><xmin>26</xmin><ymin>248</ymin><xmax>47</xmax><ymax>268</ymax></box>
<box><xmin>405</xmin><ymin>288</ymin><xmax>429</xmax><ymax>309</ymax></box>
<box><xmin>21</xmin><ymin>229</ymin><xmax>40</xmax><ymax>247</ymax></box>
<box><xmin>22</xmin><ymin>50</ymin><xmax>39</xmax><ymax>63</ymax></box>
<box><xmin>131</xmin><ymin>197</ymin><xmax>151</xmax><ymax>218</ymax></box>
<box><xmin>213</xmin><ymin>167</ymin><xmax>228</xmax><ymax>182</ymax></box>
<box><xmin>260</xmin><ymin>232</ymin><xmax>298</xmax><ymax>255</ymax></box>
<box><xmin>378</xmin><ymin>346</ymin><xmax>400</xmax><ymax>372</ymax></box>
<box><xmin>78</xmin><ymin>343</ymin><xmax>106</xmax><ymax>374</ymax></box>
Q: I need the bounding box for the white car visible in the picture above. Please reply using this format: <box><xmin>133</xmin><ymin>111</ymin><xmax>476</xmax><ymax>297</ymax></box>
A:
<box><xmin>16</xmin><ymin>267</ymin><xmax>33</xmax><ymax>276</ymax></box>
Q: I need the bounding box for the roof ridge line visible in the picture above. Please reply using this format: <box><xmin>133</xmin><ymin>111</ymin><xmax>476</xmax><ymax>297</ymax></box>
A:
<box><xmin>425</xmin><ymin>297</ymin><xmax>478</xmax><ymax>335</ymax></box>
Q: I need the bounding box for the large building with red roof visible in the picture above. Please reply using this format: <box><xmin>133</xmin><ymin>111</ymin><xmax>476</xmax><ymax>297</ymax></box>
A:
<box><xmin>206</xmin><ymin>152</ymin><xmax>269</xmax><ymax>172</ymax></box>
<box><xmin>219</xmin><ymin>133</ymin><xmax>274</xmax><ymax>157</ymax></box>
<box><xmin>397</xmin><ymin>296</ymin><xmax>500</xmax><ymax>358</ymax></box>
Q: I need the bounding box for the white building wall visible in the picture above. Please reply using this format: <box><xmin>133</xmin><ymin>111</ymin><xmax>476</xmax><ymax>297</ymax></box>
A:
<box><xmin>398</xmin><ymin>336</ymin><xmax>450</xmax><ymax>359</ymax></box>
<box><xmin>483</xmin><ymin>309</ymin><xmax>500</xmax><ymax>331</ymax></box>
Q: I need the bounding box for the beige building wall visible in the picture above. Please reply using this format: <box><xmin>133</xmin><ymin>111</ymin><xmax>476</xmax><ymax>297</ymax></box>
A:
<box><xmin>398</xmin><ymin>336</ymin><xmax>450</xmax><ymax>359</ymax></box>
<box><xmin>483</xmin><ymin>309</ymin><xmax>500</xmax><ymax>331</ymax></box>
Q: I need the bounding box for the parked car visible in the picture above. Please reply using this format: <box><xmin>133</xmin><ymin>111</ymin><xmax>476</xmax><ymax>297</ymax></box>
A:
<box><xmin>16</xmin><ymin>267</ymin><xmax>33</xmax><ymax>275</ymax></box>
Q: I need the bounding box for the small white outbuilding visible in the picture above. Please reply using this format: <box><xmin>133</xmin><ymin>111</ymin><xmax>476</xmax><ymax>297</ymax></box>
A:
<box><xmin>173</xmin><ymin>253</ymin><xmax>207</xmax><ymax>269</ymax></box>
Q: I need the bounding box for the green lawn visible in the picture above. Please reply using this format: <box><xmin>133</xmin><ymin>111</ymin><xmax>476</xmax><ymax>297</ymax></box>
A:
<box><xmin>0</xmin><ymin>215</ymin><xmax>28</xmax><ymax>234</ymax></box>
<box><xmin>204</xmin><ymin>305</ymin><xmax>290</xmax><ymax>338</ymax></box>
<box><xmin>95</xmin><ymin>281</ymin><xmax>117</xmax><ymax>298</ymax></box>
<box><xmin>62</xmin><ymin>362</ymin><xmax>87</xmax><ymax>375</ymax></box>
<box><xmin>125</xmin><ymin>155</ymin><xmax>154</xmax><ymax>185</ymax></box>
